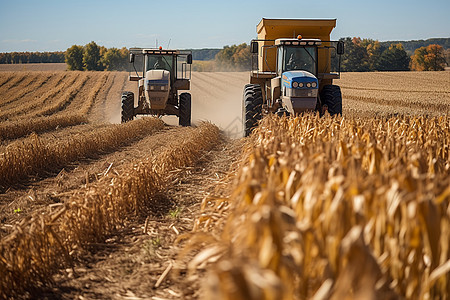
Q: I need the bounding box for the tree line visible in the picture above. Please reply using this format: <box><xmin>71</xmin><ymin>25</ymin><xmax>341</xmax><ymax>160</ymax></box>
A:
<box><xmin>1</xmin><ymin>38</ymin><xmax>447</xmax><ymax>72</ymax></box>
<box><xmin>210</xmin><ymin>38</ymin><xmax>448</xmax><ymax>72</ymax></box>
<box><xmin>340</xmin><ymin>37</ymin><xmax>447</xmax><ymax>71</ymax></box>
<box><xmin>380</xmin><ymin>38</ymin><xmax>450</xmax><ymax>55</ymax></box>
<box><xmin>0</xmin><ymin>52</ymin><xmax>65</xmax><ymax>64</ymax></box>
<box><xmin>190</xmin><ymin>48</ymin><xmax>221</xmax><ymax>61</ymax></box>
<box><xmin>65</xmin><ymin>41</ymin><xmax>129</xmax><ymax>71</ymax></box>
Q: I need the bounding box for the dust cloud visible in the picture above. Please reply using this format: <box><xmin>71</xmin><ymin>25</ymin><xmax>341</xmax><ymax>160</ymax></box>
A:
<box><xmin>108</xmin><ymin>103</ymin><xmax>122</xmax><ymax>124</ymax></box>
<box><xmin>108</xmin><ymin>72</ymin><xmax>249</xmax><ymax>138</ymax></box>
<box><xmin>190</xmin><ymin>72</ymin><xmax>248</xmax><ymax>138</ymax></box>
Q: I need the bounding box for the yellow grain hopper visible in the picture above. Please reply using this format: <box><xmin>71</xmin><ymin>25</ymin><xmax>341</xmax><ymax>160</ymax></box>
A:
<box><xmin>243</xmin><ymin>18</ymin><xmax>344</xmax><ymax>136</ymax></box>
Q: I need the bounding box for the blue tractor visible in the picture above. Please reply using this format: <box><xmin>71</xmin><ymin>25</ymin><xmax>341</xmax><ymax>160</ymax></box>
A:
<box><xmin>243</xmin><ymin>19</ymin><xmax>345</xmax><ymax>136</ymax></box>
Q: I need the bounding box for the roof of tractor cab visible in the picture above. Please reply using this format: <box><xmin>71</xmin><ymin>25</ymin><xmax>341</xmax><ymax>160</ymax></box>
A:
<box><xmin>129</xmin><ymin>48</ymin><xmax>180</xmax><ymax>55</ymax></box>
<box><xmin>275</xmin><ymin>38</ymin><xmax>322</xmax><ymax>46</ymax></box>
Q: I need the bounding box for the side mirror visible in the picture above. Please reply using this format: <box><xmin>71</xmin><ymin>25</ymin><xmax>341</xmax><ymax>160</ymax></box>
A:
<box><xmin>337</xmin><ymin>41</ymin><xmax>344</xmax><ymax>55</ymax></box>
<box><xmin>129</xmin><ymin>53</ymin><xmax>135</xmax><ymax>63</ymax></box>
<box><xmin>187</xmin><ymin>54</ymin><xmax>192</xmax><ymax>64</ymax></box>
<box><xmin>251</xmin><ymin>41</ymin><xmax>258</xmax><ymax>54</ymax></box>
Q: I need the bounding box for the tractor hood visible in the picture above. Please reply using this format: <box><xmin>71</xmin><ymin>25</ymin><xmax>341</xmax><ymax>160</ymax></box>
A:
<box><xmin>282</xmin><ymin>71</ymin><xmax>318</xmax><ymax>89</ymax></box>
<box><xmin>281</xmin><ymin>70</ymin><xmax>318</xmax><ymax>115</ymax></box>
<box><xmin>145</xmin><ymin>69</ymin><xmax>170</xmax><ymax>110</ymax></box>
<box><xmin>145</xmin><ymin>70</ymin><xmax>170</xmax><ymax>89</ymax></box>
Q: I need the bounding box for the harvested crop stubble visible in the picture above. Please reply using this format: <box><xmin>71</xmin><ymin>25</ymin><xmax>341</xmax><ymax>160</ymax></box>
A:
<box><xmin>0</xmin><ymin>73</ymin><xmax>43</xmax><ymax>106</ymax></box>
<box><xmin>0</xmin><ymin>72</ymin><xmax>70</xmax><ymax>121</ymax></box>
<box><xmin>0</xmin><ymin>73</ymin><xmax>14</xmax><ymax>87</ymax></box>
<box><xmin>0</xmin><ymin>117</ymin><xmax>164</xmax><ymax>190</ymax></box>
<box><xmin>30</xmin><ymin>72</ymin><xmax>89</xmax><ymax>117</ymax></box>
<box><xmin>190</xmin><ymin>114</ymin><xmax>450</xmax><ymax>300</ymax></box>
<box><xmin>337</xmin><ymin>71</ymin><xmax>450</xmax><ymax>117</ymax></box>
<box><xmin>0</xmin><ymin>114</ymin><xmax>88</xmax><ymax>141</ymax></box>
<box><xmin>342</xmin><ymin>90</ymin><xmax>450</xmax><ymax>114</ymax></box>
<box><xmin>0</xmin><ymin>73</ymin><xmax>109</xmax><ymax>141</ymax></box>
<box><xmin>0</xmin><ymin>122</ymin><xmax>220</xmax><ymax>298</ymax></box>
<box><xmin>0</xmin><ymin>73</ymin><xmax>28</xmax><ymax>96</ymax></box>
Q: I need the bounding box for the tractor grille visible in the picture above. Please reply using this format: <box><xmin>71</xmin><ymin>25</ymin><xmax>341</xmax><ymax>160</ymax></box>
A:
<box><xmin>285</xmin><ymin>88</ymin><xmax>318</xmax><ymax>98</ymax></box>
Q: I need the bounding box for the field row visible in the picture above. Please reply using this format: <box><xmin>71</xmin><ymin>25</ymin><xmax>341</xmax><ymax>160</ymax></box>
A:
<box><xmin>190</xmin><ymin>114</ymin><xmax>450</xmax><ymax>299</ymax></box>
<box><xmin>338</xmin><ymin>71</ymin><xmax>450</xmax><ymax>117</ymax></box>
<box><xmin>0</xmin><ymin>117</ymin><xmax>165</xmax><ymax>192</ymax></box>
<box><xmin>0</xmin><ymin>71</ymin><xmax>130</xmax><ymax>141</ymax></box>
<box><xmin>0</xmin><ymin>122</ymin><xmax>220</xmax><ymax>298</ymax></box>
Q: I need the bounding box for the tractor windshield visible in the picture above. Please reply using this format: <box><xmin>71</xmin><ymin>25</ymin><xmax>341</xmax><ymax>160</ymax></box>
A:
<box><xmin>283</xmin><ymin>47</ymin><xmax>316</xmax><ymax>74</ymax></box>
<box><xmin>145</xmin><ymin>55</ymin><xmax>173</xmax><ymax>72</ymax></box>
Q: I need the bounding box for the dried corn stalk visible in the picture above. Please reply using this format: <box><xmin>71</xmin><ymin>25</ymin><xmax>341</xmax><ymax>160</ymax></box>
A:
<box><xmin>192</xmin><ymin>114</ymin><xmax>449</xmax><ymax>300</ymax></box>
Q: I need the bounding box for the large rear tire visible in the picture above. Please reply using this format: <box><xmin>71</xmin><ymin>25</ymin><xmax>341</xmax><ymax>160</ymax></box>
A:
<box><xmin>121</xmin><ymin>91</ymin><xmax>134</xmax><ymax>123</ymax></box>
<box><xmin>179</xmin><ymin>92</ymin><xmax>191</xmax><ymax>126</ymax></box>
<box><xmin>320</xmin><ymin>85</ymin><xmax>342</xmax><ymax>116</ymax></box>
<box><xmin>243</xmin><ymin>84</ymin><xmax>263</xmax><ymax>137</ymax></box>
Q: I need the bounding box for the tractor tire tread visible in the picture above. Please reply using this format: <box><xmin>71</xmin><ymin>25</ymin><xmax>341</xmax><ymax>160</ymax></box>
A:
<box><xmin>179</xmin><ymin>92</ymin><xmax>192</xmax><ymax>126</ymax></box>
<box><xmin>121</xmin><ymin>91</ymin><xmax>134</xmax><ymax>123</ymax></box>
<box><xmin>320</xmin><ymin>85</ymin><xmax>342</xmax><ymax>116</ymax></box>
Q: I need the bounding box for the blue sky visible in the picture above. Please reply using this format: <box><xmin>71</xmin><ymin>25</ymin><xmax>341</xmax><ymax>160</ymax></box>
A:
<box><xmin>1</xmin><ymin>0</ymin><xmax>449</xmax><ymax>52</ymax></box>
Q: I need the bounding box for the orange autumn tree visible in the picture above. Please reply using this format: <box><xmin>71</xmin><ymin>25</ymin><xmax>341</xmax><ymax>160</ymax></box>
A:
<box><xmin>411</xmin><ymin>44</ymin><xmax>447</xmax><ymax>71</ymax></box>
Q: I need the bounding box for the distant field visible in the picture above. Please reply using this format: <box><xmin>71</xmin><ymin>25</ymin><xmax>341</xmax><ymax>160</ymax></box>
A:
<box><xmin>337</xmin><ymin>71</ymin><xmax>450</xmax><ymax>117</ymax></box>
<box><xmin>0</xmin><ymin>63</ymin><xmax>66</xmax><ymax>71</ymax></box>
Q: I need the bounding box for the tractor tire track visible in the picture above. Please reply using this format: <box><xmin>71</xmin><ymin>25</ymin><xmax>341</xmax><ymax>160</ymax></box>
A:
<box><xmin>0</xmin><ymin>73</ymin><xmax>71</xmax><ymax>121</ymax></box>
<box><xmin>0</xmin><ymin>124</ymin><xmax>191</xmax><ymax>238</ymax></box>
<box><xmin>0</xmin><ymin>73</ymin><xmax>14</xmax><ymax>88</ymax></box>
<box><xmin>0</xmin><ymin>73</ymin><xmax>39</xmax><ymax>105</ymax></box>
<box><xmin>0</xmin><ymin>73</ymin><xmax>54</xmax><ymax>108</ymax></box>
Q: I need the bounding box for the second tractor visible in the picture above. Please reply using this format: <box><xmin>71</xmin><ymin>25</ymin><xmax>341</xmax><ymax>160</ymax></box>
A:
<box><xmin>243</xmin><ymin>18</ymin><xmax>345</xmax><ymax>136</ymax></box>
<box><xmin>122</xmin><ymin>47</ymin><xmax>193</xmax><ymax>126</ymax></box>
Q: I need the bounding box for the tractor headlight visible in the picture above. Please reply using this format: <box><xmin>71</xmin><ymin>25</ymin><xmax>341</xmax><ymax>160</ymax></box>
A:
<box><xmin>150</xmin><ymin>86</ymin><xmax>155</xmax><ymax>90</ymax></box>
<box><xmin>292</xmin><ymin>81</ymin><xmax>298</xmax><ymax>88</ymax></box>
<box><xmin>306</xmin><ymin>82</ymin><xmax>311</xmax><ymax>88</ymax></box>
<box><xmin>299</xmin><ymin>82</ymin><xmax>304</xmax><ymax>88</ymax></box>
<box><xmin>311</xmin><ymin>82</ymin><xmax>317</xmax><ymax>88</ymax></box>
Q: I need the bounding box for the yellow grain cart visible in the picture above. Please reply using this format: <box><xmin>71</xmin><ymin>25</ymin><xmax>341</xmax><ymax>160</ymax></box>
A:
<box><xmin>243</xmin><ymin>18</ymin><xmax>344</xmax><ymax>136</ymax></box>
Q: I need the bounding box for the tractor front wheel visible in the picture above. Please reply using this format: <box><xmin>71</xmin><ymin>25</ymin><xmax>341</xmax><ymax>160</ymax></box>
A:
<box><xmin>179</xmin><ymin>92</ymin><xmax>191</xmax><ymax>126</ymax></box>
<box><xmin>242</xmin><ymin>84</ymin><xmax>263</xmax><ymax>137</ymax></box>
<box><xmin>121</xmin><ymin>91</ymin><xmax>134</xmax><ymax>123</ymax></box>
<box><xmin>320</xmin><ymin>85</ymin><xmax>342</xmax><ymax>116</ymax></box>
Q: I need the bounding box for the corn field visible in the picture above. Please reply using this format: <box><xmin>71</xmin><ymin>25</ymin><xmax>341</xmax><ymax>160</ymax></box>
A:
<box><xmin>0</xmin><ymin>70</ymin><xmax>449</xmax><ymax>299</ymax></box>
<box><xmin>0</xmin><ymin>122</ymin><xmax>220</xmax><ymax>298</ymax></box>
<box><xmin>190</xmin><ymin>114</ymin><xmax>450</xmax><ymax>300</ymax></box>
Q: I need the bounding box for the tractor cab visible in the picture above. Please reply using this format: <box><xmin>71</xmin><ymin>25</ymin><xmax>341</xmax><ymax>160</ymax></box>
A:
<box><xmin>146</xmin><ymin>54</ymin><xmax>172</xmax><ymax>72</ymax></box>
<box><xmin>275</xmin><ymin>38</ymin><xmax>321</xmax><ymax>75</ymax></box>
<box><xmin>122</xmin><ymin>48</ymin><xmax>193</xmax><ymax>126</ymax></box>
<box><xmin>275</xmin><ymin>38</ymin><xmax>322</xmax><ymax>113</ymax></box>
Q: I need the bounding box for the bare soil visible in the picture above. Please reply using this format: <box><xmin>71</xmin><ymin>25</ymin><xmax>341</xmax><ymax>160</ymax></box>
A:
<box><xmin>33</xmin><ymin>137</ymin><xmax>243</xmax><ymax>300</ymax></box>
<box><xmin>0</xmin><ymin>63</ymin><xmax>67</xmax><ymax>72</ymax></box>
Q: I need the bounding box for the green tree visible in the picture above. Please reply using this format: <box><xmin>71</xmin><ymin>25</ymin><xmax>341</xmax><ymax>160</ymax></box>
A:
<box><xmin>411</xmin><ymin>44</ymin><xmax>447</xmax><ymax>71</ymax></box>
<box><xmin>377</xmin><ymin>43</ymin><xmax>410</xmax><ymax>71</ymax></box>
<box><xmin>102</xmin><ymin>47</ymin><xmax>128</xmax><ymax>71</ymax></box>
<box><xmin>215</xmin><ymin>45</ymin><xmax>235</xmax><ymax>70</ymax></box>
<box><xmin>83</xmin><ymin>41</ymin><xmax>103</xmax><ymax>71</ymax></box>
<box><xmin>215</xmin><ymin>43</ymin><xmax>251</xmax><ymax>71</ymax></box>
<box><xmin>231</xmin><ymin>43</ymin><xmax>251</xmax><ymax>70</ymax></box>
<box><xmin>340</xmin><ymin>37</ymin><xmax>370</xmax><ymax>72</ymax></box>
<box><xmin>65</xmin><ymin>45</ymin><xmax>84</xmax><ymax>70</ymax></box>
<box><xmin>445</xmin><ymin>49</ymin><xmax>450</xmax><ymax>67</ymax></box>
<box><xmin>364</xmin><ymin>39</ymin><xmax>385</xmax><ymax>70</ymax></box>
